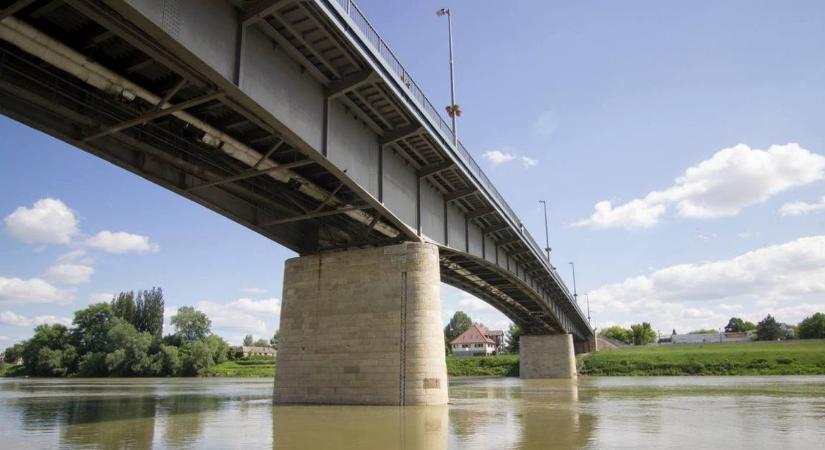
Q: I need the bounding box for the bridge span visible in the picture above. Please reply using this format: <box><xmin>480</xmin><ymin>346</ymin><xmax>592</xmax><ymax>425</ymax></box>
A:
<box><xmin>0</xmin><ymin>0</ymin><xmax>594</xmax><ymax>404</ymax></box>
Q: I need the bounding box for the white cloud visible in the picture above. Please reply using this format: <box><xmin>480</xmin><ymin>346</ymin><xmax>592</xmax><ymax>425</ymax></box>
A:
<box><xmin>521</xmin><ymin>156</ymin><xmax>539</xmax><ymax>168</ymax></box>
<box><xmin>780</xmin><ymin>196</ymin><xmax>825</xmax><ymax>216</ymax></box>
<box><xmin>576</xmin><ymin>143</ymin><xmax>825</xmax><ymax>229</ymax></box>
<box><xmin>482</xmin><ymin>150</ymin><xmax>516</xmax><ymax>165</ymax></box>
<box><xmin>4</xmin><ymin>198</ymin><xmax>79</xmax><ymax>244</ymax></box>
<box><xmin>482</xmin><ymin>149</ymin><xmax>539</xmax><ymax>168</ymax></box>
<box><xmin>166</xmin><ymin>298</ymin><xmax>281</xmax><ymax>344</ymax></box>
<box><xmin>0</xmin><ymin>335</ymin><xmax>7</xmax><ymax>342</ymax></box>
<box><xmin>0</xmin><ymin>277</ymin><xmax>73</xmax><ymax>304</ymax></box>
<box><xmin>45</xmin><ymin>264</ymin><xmax>94</xmax><ymax>285</ymax></box>
<box><xmin>589</xmin><ymin>235</ymin><xmax>825</xmax><ymax>333</ymax></box>
<box><xmin>89</xmin><ymin>292</ymin><xmax>114</xmax><ymax>304</ymax></box>
<box><xmin>85</xmin><ymin>231</ymin><xmax>159</xmax><ymax>254</ymax></box>
<box><xmin>533</xmin><ymin>110</ymin><xmax>559</xmax><ymax>138</ymax></box>
<box><xmin>57</xmin><ymin>249</ymin><xmax>93</xmax><ymax>265</ymax></box>
<box><xmin>0</xmin><ymin>310</ymin><xmax>71</xmax><ymax>327</ymax></box>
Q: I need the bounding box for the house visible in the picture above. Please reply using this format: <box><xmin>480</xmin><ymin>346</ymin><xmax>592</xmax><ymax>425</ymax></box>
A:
<box><xmin>234</xmin><ymin>346</ymin><xmax>276</xmax><ymax>358</ymax></box>
<box><xmin>450</xmin><ymin>324</ymin><xmax>504</xmax><ymax>356</ymax></box>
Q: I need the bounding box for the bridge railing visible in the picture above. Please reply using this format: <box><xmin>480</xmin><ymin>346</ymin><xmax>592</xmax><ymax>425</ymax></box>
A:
<box><xmin>329</xmin><ymin>0</ymin><xmax>590</xmax><ymax>331</ymax></box>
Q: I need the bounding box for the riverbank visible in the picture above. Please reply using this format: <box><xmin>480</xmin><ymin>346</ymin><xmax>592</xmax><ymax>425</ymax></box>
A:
<box><xmin>446</xmin><ymin>354</ymin><xmax>519</xmax><ymax>376</ymax></box>
<box><xmin>205</xmin><ymin>358</ymin><xmax>276</xmax><ymax>377</ymax></box>
<box><xmin>579</xmin><ymin>339</ymin><xmax>825</xmax><ymax>375</ymax></box>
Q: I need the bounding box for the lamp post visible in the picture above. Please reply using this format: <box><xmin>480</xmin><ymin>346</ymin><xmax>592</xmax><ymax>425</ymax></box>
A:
<box><xmin>538</xmin><ymin>200</ymin><xmax>551</xmax><ymax>261</ymax></box>
<box><xmin>568</xmin><ymin>261</ymin><xmax>578</xmax><ymax>303</ymax></box>
<box><xmin>436</xmin><ymin>7</ymin><xmax>459</xmax><ymax>148</ymax></box>
<box><xmin>584</xmin><ymin>293</ymin><xmax>591</xmax><ymax>323</ymax></box>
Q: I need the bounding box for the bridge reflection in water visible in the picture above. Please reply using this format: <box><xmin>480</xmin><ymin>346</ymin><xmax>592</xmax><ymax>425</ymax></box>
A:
<box><xmin>270</xmin><ymin>378</ymin><xmax>595</xmax><ymax>450</ymax></box>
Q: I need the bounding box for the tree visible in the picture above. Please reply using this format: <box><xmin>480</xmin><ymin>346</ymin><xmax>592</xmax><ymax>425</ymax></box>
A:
<box><xmin>798</xmin><ymin>313</ymin><xmax>825</xmax><ymax>339</ymax></box>
<box><xmin>22</xmin><ymin>324</ymin><xmax>76</xmax><ymax>376</ymax></box>
<box><xmin>3</xmin><ymin>343</ymin><xmax>24</xmax><ymax>363</ymax></box>
<box><xmin>111</xmin><ymin>291</ymin><xmax>137</xmax><ymax>325</ymax></box>
<box><xmin>155</xmin><ymin>345</ymin><xmax>181</xmax><ymax>376</ymax></box>
<box><xmin>205</xmin><ymin>335</ymin><xmax>231</xmax><ymax>364</ymax></box>
<box><xmin>688</xmin><ymin>328</ymin><xmax>718</xmax><ymax>335</ymax></box>
<box><xmin>270</xmin><ymin>329</ymin><xmax>280</xmax><ymax>350</ymax></box>
<box><xmin>243</xmin><ymin>335</ymin><xmax>254</xmax><ymax>346</ymax></box>
<box><xmin>504</xmin><ymin>323</ymin><xmax>522</xmax><ymax>353</ymax></box>
<box><xmin>444</xmin><ymin>311</ymin><xmax>473</xmax><ymax>345</ymax></box>
<box><xmin>182</xmin><ymin>340</ymin><xmax>214</xmax><ymax>376</ymax></box>
<box><xmin>71</xmin><ymin>303</ymin><xmax>118</xmax><ymax>355</ymax></box>
<box><xmin>104</xmin><ymin>322</ymin><xmax>154</xmax><ymax>376</ymax></box>
<box><xmin>171</xmin><ymin>306</ymin><xmax>211</xmax><ymax>342</ymax></box>
<box><xmin>724</xmin><ymin>317</ymin><xmax>755</xmax><ymax>333</ymax></box>
<box><xmin>756</xmin><ymin>314</ymin><xmax>782</xmax><ymax>341</ymax></box>
<box><xmin>135</xmin><ymin>287</ymin><xmax>165</xmax><ymax>339</ymax></box>
<box><xmin>600</xmin><ymin>325</ymin><xmax>632</xmax><ymax>344</ymax></box>
<box><xmin>630</xmin><ymin>322</ymin><xmax>656</xmax><ymax>346</ymax></box>
<box><xmin>252</xmin><ymin>338</ymin><xmax>270</xmax><ymax>347</ymax></box>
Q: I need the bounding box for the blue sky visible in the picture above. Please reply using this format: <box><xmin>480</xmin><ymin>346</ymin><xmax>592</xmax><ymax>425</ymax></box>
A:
<box><xmin>3</xmin><ymin>0</ymin><xmax>825</xmax><ymax>345</ymax></box>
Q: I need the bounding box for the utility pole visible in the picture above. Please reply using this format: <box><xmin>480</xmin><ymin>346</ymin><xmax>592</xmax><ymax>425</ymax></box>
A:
<box><xmin>569</xmin><ymin>261</ymin><xmax>578</xmax><ymax>303</ymax></box>
<box><xmin>437</xmin><ymin>8</ymin><xmax>459</xmax><ymax>148</ymax></box>
<box><xmin>538</xmin><ymin>200</ymin><xmax>551</xmax><ymax>261</ymax></box>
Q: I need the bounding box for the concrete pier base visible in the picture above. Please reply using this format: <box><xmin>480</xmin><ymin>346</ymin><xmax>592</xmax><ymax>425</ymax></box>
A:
<box><xmin>520</xmin><ymin>334</ymin><xmax>577</xmax><ymax>379</ymax></box>
<box><xmin>274</xmin><ymin>242</ymin><xmax>448</xmax><ymax>405</ymax></box>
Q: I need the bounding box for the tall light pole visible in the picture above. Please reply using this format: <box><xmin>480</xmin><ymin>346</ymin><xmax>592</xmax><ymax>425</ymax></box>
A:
<box><xmin>538</xmin><ymin>200</ymin><xmax>551</xmax><ymax>261</ymax></box>
<box><xmin>436</xmin><ymin>8</ymin><xmax>459</xmax><ymax>148</ymax></box>
<box><xmin>584</xmin><ymin>293</ymin><xmax>591</xmax><ymax>323</ymax></box>
<box><xmin>568</xmin><ymin>261</ymin><xmax>578</xmax><ymax>303</ymax></box>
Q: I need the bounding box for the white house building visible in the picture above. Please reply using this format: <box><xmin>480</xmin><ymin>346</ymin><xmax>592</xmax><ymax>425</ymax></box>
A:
<box><xmin>450</xmin><ymin>324</ymin><xmax>504</xmax><ymax>356</ymax></box>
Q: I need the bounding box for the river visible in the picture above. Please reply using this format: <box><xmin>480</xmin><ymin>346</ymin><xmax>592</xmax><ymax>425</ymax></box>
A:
<box><xmin>1</xmin><ymin>376</ymin><xmax>823</xmax><ymax>449</ymax></box>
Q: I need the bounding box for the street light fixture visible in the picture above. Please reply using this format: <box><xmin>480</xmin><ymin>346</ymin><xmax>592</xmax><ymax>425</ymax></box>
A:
<box><xmin>538</xmin><ymin>200</ymin><xmax>551</xmax><ymax>261</ymax></box>
<box><xmin>436</xmin><ymin>7</ymin><xmax>459</xmax><ymax>148</ymax></box>
<box><xmin>569</xmin><ymin>261</ymin><xmax>578</xmax><ymax>303</ymax></box>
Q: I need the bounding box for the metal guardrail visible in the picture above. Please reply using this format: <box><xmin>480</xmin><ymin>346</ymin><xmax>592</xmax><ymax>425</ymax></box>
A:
<box><xmin>330</xmin><ymin>0</ymin><xmax>590</xmax><ymax>331</ymax></box>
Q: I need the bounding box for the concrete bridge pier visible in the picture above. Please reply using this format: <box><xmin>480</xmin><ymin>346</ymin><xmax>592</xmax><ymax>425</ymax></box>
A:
<box><xmin>274</xmin><ymin>242</ymin><xmax>448</xmax><ymax>405</ymax></box>
<box><xmin>519</xmin><ymin>334</ymin><xmax>578</xmax><ymax>379</ymax></box>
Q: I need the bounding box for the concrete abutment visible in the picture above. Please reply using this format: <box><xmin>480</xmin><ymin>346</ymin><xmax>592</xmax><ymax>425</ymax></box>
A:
<box><xmin>520</xmin><ymin>334</ymin><xmax>578</xmax><ymax>379</ymax></box>
<box><xmin>274</xmin><ymin>242</ymin><xmax>448</xmax><ymax>405</ymax></box>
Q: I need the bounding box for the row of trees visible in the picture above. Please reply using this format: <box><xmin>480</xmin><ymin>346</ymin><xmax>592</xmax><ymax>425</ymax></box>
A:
<box><xmin>600</xmin><ymin>322</ymin><xmax>657</xmax><ymax>346</ymax></box>
<box><xmin>2</xmin><ymin>288</ymin><xmax>239</xmax><ymax>377</ymax></box>
<box><xmin>599</xmin><ymin>313</ymin><xmax>825</xmax><ymax>345</ymax></box>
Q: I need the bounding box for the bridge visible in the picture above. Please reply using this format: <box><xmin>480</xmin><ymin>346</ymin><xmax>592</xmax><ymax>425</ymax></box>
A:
<box><xmin>0</xmin><ymin>0</ymin><xmax>594</xmax><ymax>405</ymax></box>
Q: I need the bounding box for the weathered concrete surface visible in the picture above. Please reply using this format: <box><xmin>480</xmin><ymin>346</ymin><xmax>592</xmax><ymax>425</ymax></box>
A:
<box><xmin>520</xmin><ymin>334</ymin><xmax>577</xmax><ymax>379</ymax></box>
<box><xmin>274</xmin><ymin>242</ymin><xmax>448</xmax><ymax>405</ymax></box>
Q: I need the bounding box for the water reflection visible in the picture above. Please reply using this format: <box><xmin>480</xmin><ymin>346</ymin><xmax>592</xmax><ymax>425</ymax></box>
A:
<box><xmin>272</xmin><ymin>405</ymin><xmax>448</xmax><ymax>450</ymax></box>
<box><xmin>1</xmin><ymin>377</ymin><xmax>824</xmax><ymax>449</ymax></box>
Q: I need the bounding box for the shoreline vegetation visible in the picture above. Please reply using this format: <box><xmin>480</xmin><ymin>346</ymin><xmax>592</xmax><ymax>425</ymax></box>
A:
<box><xmin>579</xmin><ymin>339</ymin><xmax>825</xmax><ymax>376</ymax></box>
<box><xmin>5</xmin><ymin>340</ymin><xmax>825</xmax><ymax>378</ymax></box>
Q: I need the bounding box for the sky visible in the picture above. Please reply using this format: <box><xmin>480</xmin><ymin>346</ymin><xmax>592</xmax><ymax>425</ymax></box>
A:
<box><xmin>3</xmin><ymin>0</ymin><xmax>825</xmax><ymax>346</ymax></box>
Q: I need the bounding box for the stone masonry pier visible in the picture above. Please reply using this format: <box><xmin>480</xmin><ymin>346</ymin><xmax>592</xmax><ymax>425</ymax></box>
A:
<box><xmin>520</xmin><ymin>334</ymin><xmax>578</xmax><ymax>379</ymax></box>
<box><xmin>274</xmin><ymin>242</ymin><xmax>448</xmax><ymax>405</ymax></box>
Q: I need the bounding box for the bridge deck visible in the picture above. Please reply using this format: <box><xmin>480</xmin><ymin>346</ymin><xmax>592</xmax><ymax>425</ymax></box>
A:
<box><xmin>0</xmin><ymin>0</ymin><xmax>592</xmax><ymax>340</ymax></box>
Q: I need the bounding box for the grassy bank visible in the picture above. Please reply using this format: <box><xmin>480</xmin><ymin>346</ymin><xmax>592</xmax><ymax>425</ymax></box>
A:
<box><xmin>206</xmin><ymin>358</ymin><xmax>276</xmax><ymax>377</ymax></box>
<box><xmin>579</xmin><ymin>339</ymin><xmax>825</xmax><ymax>376</ymax></box>
<box><xmin>446</xmin><ymin>354</ymin><xmax>519</xmax><ymax>377</ymax></box>
<box><xmin>0</xmin><ymin>364</ymin><xmax>24</xmax><ymax>377</ymax></box>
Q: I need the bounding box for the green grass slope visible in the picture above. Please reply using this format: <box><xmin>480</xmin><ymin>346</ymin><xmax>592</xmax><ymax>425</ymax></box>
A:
<box><xmin>206</xmin><ymin>358</ymin><xmax>276</xmax><ymax>377</ymax></box>
<box><xmin>579</xmin><ymin>340</ymin><xmax>825</xmax><ymax>376</ymax></box>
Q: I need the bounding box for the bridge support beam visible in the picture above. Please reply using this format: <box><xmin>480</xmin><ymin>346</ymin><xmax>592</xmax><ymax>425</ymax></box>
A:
<box><xmin>274</xmin><ymin>242</ymin><xmax>448</xmax><ymax>405</ymax></box>
<box><xmin>520</xmin><ymin>334</ymin><xmax>577</xmax><ymax>379</ymax></box>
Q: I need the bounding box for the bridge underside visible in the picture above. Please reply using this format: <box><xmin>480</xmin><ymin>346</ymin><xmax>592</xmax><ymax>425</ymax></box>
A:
<box><xmin>0</xmin><ymin>0</ymin><xmax>592</xmax><ymax>344</ymax></box>
<box><xmin>0</xmin><ymin>0</ymin><xmax>595</xmax><ymax>405</ymax></box>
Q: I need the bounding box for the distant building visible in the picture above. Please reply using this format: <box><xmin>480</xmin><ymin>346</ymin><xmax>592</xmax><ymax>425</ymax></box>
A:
<box><xmin>235</xmin><ymin>346</ymin><xmax>276</xmax><ymax>358</ymax></box>
<box><xmin>450</xmin><ymin>324</ymin><xmax>504</xmax><ymax>356</ymax></box>
<box><xmin>667</xmin><ymin>330</ymin><xmax>755</xmax><ymax>345</ymax></box>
